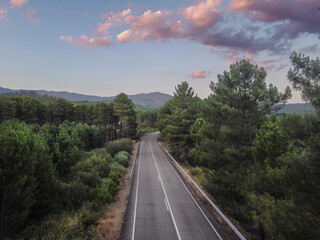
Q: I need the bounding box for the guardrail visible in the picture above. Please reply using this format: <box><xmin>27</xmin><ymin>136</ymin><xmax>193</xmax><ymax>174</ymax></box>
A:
<box><xmin>165</xmin><ymin>150</ymin><xmax>247</xmax><ymax>240</ymax></box>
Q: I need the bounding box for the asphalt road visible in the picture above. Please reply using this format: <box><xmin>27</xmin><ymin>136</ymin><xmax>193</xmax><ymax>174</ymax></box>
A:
<box><xmin>121</xmin><ymin>132</ymin><xmax>226</xmax><ymax>240</ymax></box>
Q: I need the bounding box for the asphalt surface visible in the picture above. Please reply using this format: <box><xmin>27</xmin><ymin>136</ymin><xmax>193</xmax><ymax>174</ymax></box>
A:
<box><xmin>121</xmin><ymin>132</ymin><xmax>226</xmax><ymax>240</ymax></box>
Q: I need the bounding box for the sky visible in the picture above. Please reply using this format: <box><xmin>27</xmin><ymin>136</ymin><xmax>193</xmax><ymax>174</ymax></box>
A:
<box><xmin>0</xmin><ymin>0</ymin><xmax>319</xmax><ymax>102</ymax></box>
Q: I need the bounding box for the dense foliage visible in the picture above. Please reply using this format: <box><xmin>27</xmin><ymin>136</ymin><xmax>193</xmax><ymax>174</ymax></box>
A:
<box><xmin>158</xmin><ymin>54</ymin><xmax>319</xmax><ymax>239</ymax></box>
<box><xmin>0</xmin><ymin>93</ymin><xmax>136</xmax><ymax>239</ymax></box>
<box><xmin>0</xmin><ymin>92</ymin><xmax>137</xmax><ymax>140</ymax></box>
<box><xmin>136</xmin><ymin>109</ymin><xmax>158</xmax><ymax>137</ymax></box>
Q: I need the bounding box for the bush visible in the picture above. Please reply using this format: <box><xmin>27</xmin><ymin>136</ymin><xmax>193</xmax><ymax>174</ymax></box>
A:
<box><xmin>107</xmin><ymin>179</ymin><xmax>117</xmax><ymax>196</ymax></box>
<box><xmin>72</xmin><ymin>148</ymin><xmax>113</xmax><ymax>179</ymax></box>
<box><xmin>106</xmin><ymin>138</ymin><xmax>133</xmax><ymax>156</ymax></box>
<box><xmin>110</xmin><ymin>162</ymin><xmax>126</xmax><ymax>177</ymax></box>
<box><xmin>108</xmin><ymin>171</ymin><xmax>118</xmax><ymax>184</ymax></box>
<box><xmin>114</xmin><ymin>151</ymin><xmax>130</xmax><ymax>168</ymax></box>
<box><xmin>92</xmin><ymin>187</ymin><xmax>112</xmax><ymax>206</ymax></box>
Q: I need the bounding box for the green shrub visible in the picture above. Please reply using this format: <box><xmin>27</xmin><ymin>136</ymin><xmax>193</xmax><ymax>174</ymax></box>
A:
<box><xmin>106</xmin><ymin>138</ymin><xmax>134</xmax><ymax>156</ymax></box>
<box><xmin>108</xmin><ymin>171</ymin><xmax>118</xmax><ymax>184</ymax></box>
<box><xmin>107</xmin><ymin>179</ymin><xmax>117</xmax><ymax>196</ymax></box>
<box><xmin>114</xmin><ymin>151</ymin><xmax>130</xmax><ymax>168</ymax></box>
<box><xmin>93</xmin><ymin>187</ymin><xmax>112</xmax><ymax>205</ymax></box>
<box><xmin>110</xmin><ymin>162</ymin><xmax>126</xmax><ymax>177</ymax></box>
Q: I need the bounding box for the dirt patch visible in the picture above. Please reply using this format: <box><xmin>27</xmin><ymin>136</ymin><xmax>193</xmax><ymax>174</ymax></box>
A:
<box><xmin>98</xmin><ymin>142</ymin><xmax>139</xmax><ymax>240</ymax></box>
<box><xmin>157</xmin><ymin>141</ymin><xmax>249</xmax><ymax>240</ymax></box>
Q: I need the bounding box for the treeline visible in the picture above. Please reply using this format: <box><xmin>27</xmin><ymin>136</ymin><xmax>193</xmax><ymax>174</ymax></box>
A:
<box><xmin>0</xmin><ymin>92</ymin><xmax>137</xmax><ymax>139</ymax></box>
<box><xmin>0</xmin><ymin>92</ymin><xmax>138</xmax><ymax>239</ymax></box>
<box><xmin>158</xmin><ymin>52</ymin><xmax>320</xmax><ymax>239</ymax></box>
<box><xmin>136</xmin><ymin>110</ymin><xmax>159</xmax><ymax>137</ymax></box>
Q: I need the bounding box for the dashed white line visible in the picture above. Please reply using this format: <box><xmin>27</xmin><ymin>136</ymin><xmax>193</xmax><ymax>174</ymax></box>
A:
<box><xmin>149</xmin><ymin>141</ymin><xmax>182</xmax><ymax>240</ymax></box>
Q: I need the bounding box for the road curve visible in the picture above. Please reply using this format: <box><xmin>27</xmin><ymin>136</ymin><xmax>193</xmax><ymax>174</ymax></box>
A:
<box><xmin>121</xmin><ymin>132</ymin><xmax>226</xmax><ymax>240</ymax></box>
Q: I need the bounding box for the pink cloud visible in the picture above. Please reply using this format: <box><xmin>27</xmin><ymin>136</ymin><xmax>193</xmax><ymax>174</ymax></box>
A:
<box><xmin>26</xmin><ymin>9</ymin><xmax>39</xmax><ymax>23</ymax></box>
<box><xmin>61</xmin><ymin>0</ymin><xmax>319</xmax><ymax>55</ymax></box>
<box><xmin>60</xmin><ymin>35</ymin><xmax>112</xmax><ymax>48</ymax></box>
<box><xmin>182</xmin><ymin>0</ymin><xmax>221</xmax><ymax>30</ymax></box>
<box><xmin>93</xmin><ymin>22</ymin><xmax>113</xmax><ymax>35</ymax></box>
<box><xmin>117</xmin><ymin>10</ymin><xmax>186</xmax><ymax>43</ymax></box>
<box><xmin>93</xmin><ymin>9</ymin><xmax>131</xmax><ymax>35</ymax></box>
<box><xmin>188</xmin><ymin>69</ymin><xmax>209</xmax><ymax>79</ymax></box>
<box><xmin>10</xmin><ymin>0</ymin><xmax>28</xmax><ymax>8</ymax></box>
<box><xmin>0</xmin><ymin>7</ymin><xmax>8</xmax><ymax>22</ymax></box>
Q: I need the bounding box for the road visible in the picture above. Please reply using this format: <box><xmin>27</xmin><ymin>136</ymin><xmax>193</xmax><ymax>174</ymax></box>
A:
<box><xmin>121</xmin><ymin>132</ymin><xmax>226</xmax><ymax>240</ymax></box>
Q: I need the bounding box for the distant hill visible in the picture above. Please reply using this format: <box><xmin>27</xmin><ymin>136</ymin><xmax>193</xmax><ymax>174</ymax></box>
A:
<box><xmin>2</xmin><ymin>90</ymin><xmax>57</xmax><ymax>103</ymax></box>
<box><xmin>0</xmin><ymin>87</ymin><xmax>172</xmax><ymax>108</ymax></box>
<box><xmin>135</xmin><ymin>104</ymin><xmax>155</xmax><ymax>112</ymax></box>
<box><xmin>0</xmin><ymin>87</ymin><xmax>15</xmax><ymax>95</ymax></box>
<box><xmin>278</xmin><ymin>103</ymin><xmax>315</xmax><ymax>114</ymax></box>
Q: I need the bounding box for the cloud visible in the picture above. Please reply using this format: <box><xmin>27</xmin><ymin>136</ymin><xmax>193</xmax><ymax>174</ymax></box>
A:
<box><xmin>60</xmin><ymin>35</ymin><xmax>112</xmax><ymax>47</ymax></box>
<box><xmin>10</xmin><ymin>0</ymin><xmax>28</xmax><ymax>8</ymax></box>
<box><xmin>188</xmin><ymin>69</ymin><xmax>209</xmax><ymax>79</ymax></box>
<box><xmin>117</xmin><ymin>10</ymin><xmax>186</xmax><ymax>43</ymax></box>
<box><xmin>299</xmin><ymin>44</ymin><xmax>318</xmax><ymax>54</ymax></box>
<box><xmin>26</xmin><ymin>9</ymin><xmax>39</xmax><ymax>23</ymax></box>
<box><xmin>275</xmin><ymin>63</ymin><xmax>288</xmax><ymax>71</ymax></box>
<box><xmin>228</xmin><ymin>0</ymin><xmax>319</xmax><ymax>37</ymax></box>
<box><xmin>0</xmin><ymin>7</ymin><xmax>8</xmax><ymax>22</ymax></box>
<box><xmin>182</xmin><ymin>0</ymin><xmax>221</xmax><ymax>30</ymax></box>
<box><xmin>93</xmin><ymin>9</ymin><xmax>131</xmax><ymax>35</ymax></box>
<box><xmin>61</xmin><ymin>0</ymin><xmax>319</xmax><ymax>55</ymax></box>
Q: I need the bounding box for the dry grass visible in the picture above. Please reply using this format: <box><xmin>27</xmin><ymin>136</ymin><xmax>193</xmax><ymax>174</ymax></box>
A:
<box><xmin>98</xmin><ymin>142</ymin><xmax>138</xmax><ymax>240</ymax></box>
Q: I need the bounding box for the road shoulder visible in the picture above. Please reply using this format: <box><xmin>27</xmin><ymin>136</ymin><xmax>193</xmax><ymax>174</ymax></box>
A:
<box><xmin>98</xmin><ymin>141</ymin><xmax>139</xmax><ymax>240</ymax></box>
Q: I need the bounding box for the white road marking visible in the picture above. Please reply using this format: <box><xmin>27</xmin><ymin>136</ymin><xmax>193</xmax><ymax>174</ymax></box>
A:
<box><xmin>154</xmin><ymin>134</ymin><xmax>246</xmax><ymax>240</ymax></box>
<box><xmin>129</xmin><ymin>141</ymin><xmax>139</xmax><ymax>179</ymax></box>
<box><xmin>132</xmin><ymin>141</ymin><xmax>142</xmax><ymax>240</ymax></box>
<box><xmin>154</xmin><ymin>139</ymin><xmax>223</xmax><ymax>240</ymax></box>
<box><xmin>164</xmin><ymin>198</ymin><xmax>170</xmax><ymax>211</ymax></box>
<box><xmin>149</xmin><ymin>141</ymin><xmax>182</xmax><ymax>240</ymax></box>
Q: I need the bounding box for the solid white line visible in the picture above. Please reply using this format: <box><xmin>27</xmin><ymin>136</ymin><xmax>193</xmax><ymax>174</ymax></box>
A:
<box><xmin>149</xmin><ymin>140</ymin><xmax>182</xmax><ymax>240</ymax></box>
<box><xmin>129</xmin><ymin>142</ymin><xmax>139</xmax><ymax>179</ymax></box>
<box><xmin>164</xmin><ymin>147</ymin><xmax>247</xmax><ymax>240</ymax></box>
<box><xmin>132</xmin><ymin>140</ymin><xmax>142</xmax><ymax>240</ymax></box>
<box><xmin>154</xmin><ymin>141</ymin><xmax>223</xmax><ymax>240</ymax></box>
<box><xmin>164</xmin><ymin>198</ymin><xmax>169</xmax><ymax>211</ymax></box>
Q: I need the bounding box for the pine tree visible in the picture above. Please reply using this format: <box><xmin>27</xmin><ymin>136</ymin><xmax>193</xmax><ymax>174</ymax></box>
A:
<box><xmin>0</xmin><ymin>121</ymin><xmax>37</xmax><ymax>238</ymax></box>
<box><xmin>114</xmin><ymin>93</ymin><xmax>137</xmax><ymax>138</ymax></box>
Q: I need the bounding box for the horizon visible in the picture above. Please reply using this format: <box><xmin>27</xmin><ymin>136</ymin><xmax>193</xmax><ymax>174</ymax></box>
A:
<box><xmin>1</xmin><ymin>85</ymin><xmax>314</xmax><ymax>105</ymax></box>
<box><xmin>1</xmin><ymin>0</ymin><xmax>319</xmax><ymax>103</ymax></box>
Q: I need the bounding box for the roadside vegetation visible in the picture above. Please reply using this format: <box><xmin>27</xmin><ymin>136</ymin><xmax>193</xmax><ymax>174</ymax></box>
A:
<box><xmin>157</xmin><ymin>52</ymin><xmax>320</xmax><ymax>240</ymax></box>
<box><xmin>136</xmin><ymin>109</ymin><xmax>158</xmax><ymax>138</ymax></box>
<box><xmin>0</xmin><ymin>93</ymin><xmax>137</xmax><ymax>240</ymax></box>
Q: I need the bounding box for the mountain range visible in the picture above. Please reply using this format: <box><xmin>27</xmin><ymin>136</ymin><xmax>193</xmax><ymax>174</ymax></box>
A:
<box><xmin>0</xmin><ymin>86</ymin><xmax>316</xmax><ymax>113</ymax></box>
<box><xmin>0</xmin><ymin>87</ymin><xmax>172</xmax><ymax>108</ymax></box>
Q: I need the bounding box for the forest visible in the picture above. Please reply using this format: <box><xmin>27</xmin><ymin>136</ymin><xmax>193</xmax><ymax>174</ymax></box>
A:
<box><xmin>0</xmin><ymin>52</ymin><xmax>319</xmax><ymax>240</ymax></box>
<box><xmin>0</xmin><ymin>93</ymin><xmax>137</xmax><ymax>239</ymax></box>
<box><xmin>157</xmin><ymin>52</ymin><xmax>319</xmax><ymax>239</ymax></box>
